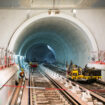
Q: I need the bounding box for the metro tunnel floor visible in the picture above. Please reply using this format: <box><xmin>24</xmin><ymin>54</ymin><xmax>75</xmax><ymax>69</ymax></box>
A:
<box><xmin>8</xmin><ymin>66</ymin><xmax>105</xmax><ymax>105</ymax></box>
<box><xmin>10</xmin><ymin>68</ymin><xmax>71</xmax><ymax>105</ymax></box>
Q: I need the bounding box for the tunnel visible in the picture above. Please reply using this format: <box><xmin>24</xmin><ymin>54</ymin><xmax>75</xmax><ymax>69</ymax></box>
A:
<box><xmin>26</xmin><ymin>43</ymin><xmax>56</xmax><ymax>63</ymax></box>
<box><xmin>9</xmin><ymin>13</ymin><xmax>98</xmax><ymax>68</ymax></box>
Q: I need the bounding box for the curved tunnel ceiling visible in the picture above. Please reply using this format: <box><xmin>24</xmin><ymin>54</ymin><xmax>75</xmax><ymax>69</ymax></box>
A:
<box><xmin>10</xmin><ymin>15</ymin><xmax>98</xmax><ymax>67</ymax></box>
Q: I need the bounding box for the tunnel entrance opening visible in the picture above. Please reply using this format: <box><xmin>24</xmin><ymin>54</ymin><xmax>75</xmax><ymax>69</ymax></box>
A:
<box><xmin>9</xmin><ymin>13</ymin><xmax>98</xmax><ymax>68</ymax></box>
<box><xmin>26</xmin><ymin>43</ymin><xmax>56</xmax><ymax>64</ymax></box>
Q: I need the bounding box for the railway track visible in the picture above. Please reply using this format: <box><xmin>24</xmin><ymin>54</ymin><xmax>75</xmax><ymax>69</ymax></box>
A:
<box><xmin>78</xmin><ymin>81</ymin><xmax>105</xmax><ymax>98</ymax></box>
<box><xmin>42</xmin><ymin>64</ymin><xmax>105</xmax><ymax>105</ymax></box>
<box><xmin>30</xmin><ymin>66</ymin><xmax>97</xmax><ymax>105</ymax></box>
<box><xmin>44</xmin><ymin>64</ymin><xmax>66</xmax><ymax>76</ymax></box>
<box><xmin>29</xmin><ymin>70</ymin><xmax>72</xmax><ymax>105</ymax></box>
<box><xmin>49</xmin><ymin>64</ymin><xmax>105</xmax><ymax>100</ymax></box>
<box><xmin>44</xmin><ymin>64</ymin><xmax>105</xmax><ymax>98</ymax></box>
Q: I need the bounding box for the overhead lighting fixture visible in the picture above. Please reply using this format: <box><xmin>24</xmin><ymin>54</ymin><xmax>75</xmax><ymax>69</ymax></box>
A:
<box><xmin>48</xmin><ymin>9</ymin><xmax>60</xmax><ymax>15</ymax></box>
<box><xmin>73</xmin><ymin>9</ymin><xmax>77</xmax><ymax>14</ymax></box>
<box><xmin>72</xmin><ymin>9</ymin><xmax>77</xmax><ymax>17</ymax></box>
<box><xmin>48</xmin><ymin>9</ymin><xmax>52</xmax><ymax>15</ymax></box>
<box><xmin>48</xmin><ymin>10</ymin><xmax>55</xmax><ymax>15</ymax></box>
<box><xmin>55</xmin><ymin>9</ymin><xmax>60</xmax><ymax>14</ymax></box>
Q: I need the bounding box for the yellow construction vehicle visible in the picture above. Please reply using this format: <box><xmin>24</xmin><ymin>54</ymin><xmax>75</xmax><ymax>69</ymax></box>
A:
<box><xmin>66</xmin><ymin>62</ymin><xmax>102</xmax><ymax>81</ymax></box>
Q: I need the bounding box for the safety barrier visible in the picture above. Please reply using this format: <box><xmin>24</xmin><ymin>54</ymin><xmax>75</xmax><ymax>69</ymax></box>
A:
<box><xmin>0</xmin><ymin>48</ymin><xmax>15</xmax><ymax>70</ymax></box>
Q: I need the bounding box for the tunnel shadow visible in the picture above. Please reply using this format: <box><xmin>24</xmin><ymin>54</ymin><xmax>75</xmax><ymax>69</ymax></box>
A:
<box><xmin>25</xmin><ymin>43</ymin><xmax>56</xmax><ymax>64</ymax></box>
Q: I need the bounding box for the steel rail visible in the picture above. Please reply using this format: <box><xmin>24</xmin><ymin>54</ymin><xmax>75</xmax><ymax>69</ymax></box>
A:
<box><xmin>40</xmin><ymin>69</ymin><xmax>87</xmax><ymax>105</ymax></box>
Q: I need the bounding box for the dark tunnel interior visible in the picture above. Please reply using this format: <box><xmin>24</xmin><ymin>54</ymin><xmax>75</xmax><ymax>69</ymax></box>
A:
<box><xmin>26</xmin><ymin>43</ymin><xmax>56</xmax><ymax>64</ymax></box>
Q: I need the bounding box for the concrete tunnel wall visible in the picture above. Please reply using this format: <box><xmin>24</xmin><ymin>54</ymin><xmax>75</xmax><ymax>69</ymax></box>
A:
<box><xmin>8</xmin><ymin>13</ymin><xmax>98</xmax><ymax>67</ymax></box>
<box><xmin>0</xmin><ymin>9</ymin><xmax>105</xmax><ymax>68</ymax></box>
